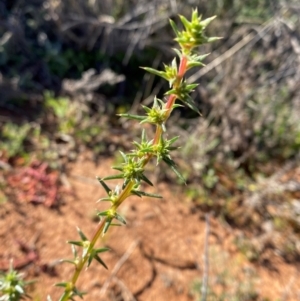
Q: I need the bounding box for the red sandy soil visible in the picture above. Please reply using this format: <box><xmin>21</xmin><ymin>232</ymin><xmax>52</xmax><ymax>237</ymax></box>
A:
<box><xmin>1</xmin><ymin>153</ymin><xmax>299</xmax><ymax>301</ymax></box>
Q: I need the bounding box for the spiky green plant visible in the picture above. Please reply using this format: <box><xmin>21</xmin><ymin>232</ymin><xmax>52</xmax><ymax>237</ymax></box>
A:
<box><xmin>0</xmin><ymin>262</ymin><xmax>32</xmax><ymax>301</ymax></box>
<box><xmin>56</xmin><ymin>9</ymin><xmax>220</xmax><ymax>300</ymax></box>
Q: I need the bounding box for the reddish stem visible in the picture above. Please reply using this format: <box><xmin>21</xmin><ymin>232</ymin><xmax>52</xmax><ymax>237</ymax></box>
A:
<box><xmin>165</xmin><ymin>55</ymin><xmax>187</xmax><ymax>112</ymax></box>
<box><xmin>165</xmin><ymin>94</ymin><xmax>177</xmax><ymax>110</ymax></box>
<box><xmin>178</xmin><ymin>55</ymin><xmax>188</xmax><ymax>79</ymax></box>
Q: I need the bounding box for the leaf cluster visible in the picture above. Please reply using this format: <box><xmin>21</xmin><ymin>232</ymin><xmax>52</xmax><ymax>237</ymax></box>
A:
<box><xmin>0</xmin><ymin>263</ymin><xmax>32</xmax><ymax>301</ymax></box>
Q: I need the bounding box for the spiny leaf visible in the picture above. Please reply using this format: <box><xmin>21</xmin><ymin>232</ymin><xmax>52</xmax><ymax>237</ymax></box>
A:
<box><xmin>132</xmin><ymin>190</ymin><xmax>162</xmax><ymax>198</ymax></box>
<box><xmin>87</xmin><ymin>253</ymin><xmax>93</xmax><ymax>268</ymax></box>
<box><xmin>118</xmin><ymin>113</ymin><xmax>145</xmax><ymax>121</ymax></box>
<box><xmin>103</xmin><ymin>218</ymin><xmax>112</xmax><ymax>234</ymax></box>
<box><xmin>169</xmin><ymin>19</ymin><xmax>179</xmax><ymax>37</ymax></box>
<box><xmin>76</xmin><ymin>227</ymin><xmax>88</xmax><ymax>241</ymax></box>
<box><xmin>200</xmin><ymin>15</ymin><xmax>217</xmax><ymax>28</ymax></box>
<box><xmin>72</xmin><ymin>287</ymin><xmax>87</xmax><ymax>299</ymax></box>
<box><xmin>168</xmin><ymin>136</ymin><xmax>180</xmax><ymax>144</ymax></box>
<box><xmin>166</xmin><ymin>90</ymin><xmax>200</xmax><ymax>115</ymax></box>
<box><xmin>141</xmin><ymin>105</ymin><xmax>152</xmax><ymax>113</ymax></box>
<box><xmin>112</xmin><ymin>166</ymin><xmax>123</xmax><ymax>172</ymax></box>
<box><xmin>97</xmin><ymin>210</ymin><xmax>111</xmax><ymax>217</ymax></box>
<box><xmin>179</xmin><ymin>14</ymin><xmax>192</xmax><ymax>31</ymax></box>
<box><xmin>60</xmin><ymin>259</ymin><xmax>77</xmax><ymax>265</ymax></box>
<box><xmin>67</xmin><ymin>240</ymin><xmax>84</xmax><ymax>247</ymax></box>
<box><xmin>192</xmin><ymin>8</ymin><xmax>200</xmax><ymax>22</ymax></box>
<box><xmin>95</xmin><ymin>247</ymin><xmax>110</xmax><ymax>254</ymax></box>
<box><xmin>96</xmin><ymin>177</ymin><xmax>111</xmax><ymax>194</ymax></box>
<box><xmin>115</xmin><ymin>213</ymin><xmax>126</xmax><ymax>225</ymax></box>
<box><xmin>94</xmin><ymin>254</ymin><xmax>108</xmax><ymax>269</ymax></box>
<box><xmin>97</xmin><ymin>197</ymin><xmax>111</xmax><ymax>202</ymax></box>
<box><xmin>139</xmin><ymin>173</ymin><xmax>153</xmax><ymax>186</ymax></box>
<box><xmin>85</xmin><ymin>248</ymin><xmax>109</xmax><ymax>268</ymax></box>
<box><xmin>182</xmin><ymin>95</ymin><xmax>201</xmax><ymax>115</ymax></box>
<box><xmin>119</xmin><ymin>151</ymin><xmax>127</xmax><ymax>161</ymax></box>
<box><xmin>207</xmin><ymin>36</ymin><xmax>222</xmax><ymax>43</ymax></box>
<box><xmin>141</xmin><ymin>67</ymin><xmax>168</xmax><ymax>80</ymax></box>
<box><xmin>163</xmin><ymin>157</ymin><xmax>186</xmax><ymax>184</ymax></box>
<box><xmin>102</xmin><ymin>174</ymin><xmax>124</xmax><ymax>181</ymax></box>
<box><xmin>187</xmin><ymin>61</ymin><xmax>205</xmax><ymax>69</ymax></box>
<box><xmin>131</xmin><ymin>190</ymin><xmax>143</xmax><ymax>197</ymax></box>
<box><xmin>55</xmin><ymin>282</ymin><xmax>69</xmax><ymax>288</ymax></box>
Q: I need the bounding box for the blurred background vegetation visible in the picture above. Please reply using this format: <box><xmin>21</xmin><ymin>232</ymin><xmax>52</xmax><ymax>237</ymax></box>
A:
<box><xmin>1</xmin><ymin>0</ymin><xmax>300</xmax><ymax>273</ymax></box>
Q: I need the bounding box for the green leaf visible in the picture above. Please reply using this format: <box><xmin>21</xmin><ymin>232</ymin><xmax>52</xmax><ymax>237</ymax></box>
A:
<box><xmin>139</xmin><ymin>173</ymin><xmax>153</xmax><ymax>186</ymax></box>
<box><xmin>171</xmin><ymin>57</ymin><xmax>177</xmax><ymax>69</ymax></box>
<box><xmin>60</xmin><ymin>259</ymin><xmax>77</xmax><ymax>265</ymax></box>
<box><xmin>76</xmin><ymin>227</ymin><xmax>88</xmax><ymax>241</ymax></box>
<box><xmin>170</xmin><ymin>165</ymin><xmax>186</xmax><ymax>184</ymax></box>
<box><xmin>94</xmin><ymin>254</ymin><xmax>108</xmax><ymax>269</ymax></box>
<box><xmin>97</xmin><ymin>210</ymin><xmax>111</xmax><ymax>217</ymax></box>
<box><xmin>172</xmin><ymin>48</ymin><xmax>182</xmax><ymax>58</ymax></box>
<box><xmin>115</xmin><ymin>213</ymin><xmax>126</xmax><ymax>225</ymax></box>
<box><xmin>67</xmin><ymin>240</ymin><xmax>84</xmax><ymax>247</ymax></box>
<box><xmin>186</xmin><ymin>83</ymin><xmax>198</xmax><ymax>90</ymax></box>
<box><xmin>166</xmin><ymin>90</ymin><xmax>200</xmax><ymax>115</ymax></box>
<box><xmin>200</xmin><ymin>15</ymin><xmax>217</xmax><ymax>28</ymax></box>
<box><xmin>183</xmin><ymin>96</ymin><xmax>201</xmax><ymax>115</ymax></box>
<box><xmin>131</xmin><ymin>190</ymin><xmax>143</xmax><ymax>197</ymax></box>
<box><xmin>97</xmin><ymin>197</ymin><xmax>111</xmax><ymax>202</ymax></box>
<box><xmin>171</xmin><ymin>103</ymin><xmax>184</xmax><ymax>110</ymax></box>
<box><xmin>72</xmin><ymin>287</ymin><xmax>87</xmax><ymax>299</ymax></box>
<box><xmin>87</xmin><ymin>253</ymin><xmax>93</xmax><ymax>268</ymax></box>
<box><xmin>55</xmin><ymin>282</ymin><xmax>69</xmax><ymax>288</ymax></box>
<box><xmin>141</xmin><ymin>105</ymin><xmax>152</xmax><ymax>113</ymax></box>
<box><xmin>191</xmin><ymin>8</ymin><xmax>200</xmax><ymax>22</ymax></box>
<box><xmin>95</xmin><ymin>247</ymin><xmax>110</xmax><ymax>254</ymax></box>
<box><xmin>87</xmin><ymin>247</ymin><xmax>110</xmax><ymax>268</ymax></box>
<box><xmin>112</xmin><ymin>166</ymin><xmax>123</xmax><ymax>172</ymax></box>
<box><xmin>133</xmin><ymin>190</ymin><xmax>162</xmax><ymax>198</ymax></box>
<box><xmin>163</xmin><ymin>157</ymin><xmax>186</xmax><ymax>184</ymax></box>
<box><xmin>168</xmin><ymin>136</ymin><xmax>179</xmax><ymax>144</ymax></box>
<box><xmin>102</xmin><ymin>174</ymin><xmax>124</xmax><ymax>181</ymax></box>
<box><xmin>141</xmin><ymin>67</ymin><xmax>169</xmax><ymax>81</ymax></box>
<box><xmin>193</xmin><ymin>53</ymin><xmax>210</xmax><ymax>62</ymax></box>
<box><xmin>207</xmin><ymin>36</ymin><xmax>222</xmax><ymax>43</ymax></box>
<box><xmin>187</xmin><ymin>61</ymin><xmax>205</xmax><ymax>69</ymax></box>
<box><xmin>103</xmin><ymin>218</ymin><xmax>112</xmax><ymax>233</ymax></box>
<box><xmin>179</xmin><ymin>14</ymin><xmax>192</xmax><ymax>31</ymax></box>
<box><xmin>169</xmin><ymin>19</ymin><xmax>179</xmax><ymax>37</ymax></box>
<box><xmin>141</xmin><ymin>129</ymin><xmax>146</xmax><ymax>141</ymax></box>
<box><xmin>118</xmin><ymin>113</ymin><xmax>145</xmax><ymax>121</ymax></box>
<box><xmin>119</xmin><ymin>151</ymin><xmax>127</xmax><ymax>161</ymax></box>
<box><xmin>96</xmin><ymin>177</ymin><xmax>111</xmax><ymax>194</ymax></box>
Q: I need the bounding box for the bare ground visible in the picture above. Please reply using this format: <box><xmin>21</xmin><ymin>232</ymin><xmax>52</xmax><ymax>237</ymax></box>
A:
<box><xmin>1</xmin><ymin>152</ymin><xmax>300</xmax><ymax>301</ymax></box>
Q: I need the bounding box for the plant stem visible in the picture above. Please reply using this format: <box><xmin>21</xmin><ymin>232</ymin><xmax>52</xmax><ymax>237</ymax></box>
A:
<box><xmin>56</xmin><ymin>10</ymin><xmax>221</xmax><ymax>299</ymax></box>
<box><xmin>178</xmin><ymin>55</ymin><xmax>187</xmax><ymax>79</ymax></box>
<box><xmin>58</xmin><ymin>44</ymin><xmax>188</xmax><ymax>301</ymax></box>
<box><xmin>58</xmin><ymin>219</ymin><xmax>105</xmax><ymax>301</ymax></box>
<box><xmin>59</xmin><ymin>182</ymin><xmax>137</xmax><ymax>301</ymax></box>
